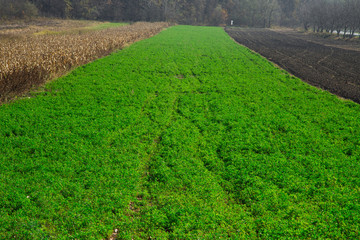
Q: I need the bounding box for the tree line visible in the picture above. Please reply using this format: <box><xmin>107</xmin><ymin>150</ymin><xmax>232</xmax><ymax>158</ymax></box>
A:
<box><xmin>0</xmin><ymin>0</ymin><xmax>287</xmax><ymax>26</ymax></box>
<box><xmin>299</xmin><ymin>0</ymin><xmax>360</xmax><ymax>38</ymax></box>
<box><xmin>2</xmin><ymin>0</ymin><xmax>228</xmax><ymax>24</ymax></box>
<box><xmin>1</xmin><ymin>0</ymin><xmax>360</xmax><ymax>35</ymax></box>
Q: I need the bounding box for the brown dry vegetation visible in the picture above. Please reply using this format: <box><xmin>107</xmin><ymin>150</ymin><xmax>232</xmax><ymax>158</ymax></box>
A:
<box><xmin>0</xmin><ymin>21</ymin><xmax>170</xmax><ymax>102</ymax></box>
<box><xmin>0</xmin><ymin>19</ymin><xmax>98</xmax><ymax>35</ymax></box>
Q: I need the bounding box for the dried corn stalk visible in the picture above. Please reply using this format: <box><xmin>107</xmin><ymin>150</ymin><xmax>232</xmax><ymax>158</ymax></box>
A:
<box><xmin>0</xmin><ymin>22</ymin><xmax>170</xmax><ymax>102</ymax></box>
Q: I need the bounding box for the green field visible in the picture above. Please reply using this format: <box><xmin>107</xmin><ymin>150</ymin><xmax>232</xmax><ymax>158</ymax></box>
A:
<box><xmin>34</xmin><ymin>22</ymin><xmax>128</xmax><ymax>35</ymax></box>
<box><xmin>86</xmin><ymin>22</ymin><xmax>129</xmax><ymax>30</ymax></box>
<box><xmin>1</xmin><ymin>25</ymin><xmax>360</xmax><ymax>239</ymax></box>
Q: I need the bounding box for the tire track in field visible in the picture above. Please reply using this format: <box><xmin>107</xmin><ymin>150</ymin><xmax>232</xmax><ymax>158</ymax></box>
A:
<box><xmin>317</xmin><ymin>47</ymin><xmax>334</xmax><ymax>65</ymax></box>
<box><xmin>125</xmin><ymin>91</ymin><xmax>180</xmax><ymax>238</ymax></box>
<box><xmin>103</xmin><ymin>88</ymin><xmax>179</xmax><ymax>239</ymax></box>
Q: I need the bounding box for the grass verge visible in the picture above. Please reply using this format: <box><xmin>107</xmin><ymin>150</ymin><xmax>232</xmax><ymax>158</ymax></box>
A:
<box><xmin>33</xmin><ymin>22</ymin><xmax>128</xmax><ymax>35</ymax></box>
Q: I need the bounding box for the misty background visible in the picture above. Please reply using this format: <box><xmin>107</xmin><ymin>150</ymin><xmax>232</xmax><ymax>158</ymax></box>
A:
<box><xmin>1</xmin><ymin>0</ymin><xmax>360</xmax><ymax>36</ymax></box>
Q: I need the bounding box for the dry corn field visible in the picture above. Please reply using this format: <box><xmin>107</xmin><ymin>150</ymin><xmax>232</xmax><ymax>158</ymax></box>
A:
<box><xmin>0</xmin><ymin>21</ymin><xmax>170</xmax><ymax>102</ymax></box>
<box><xmin>0</xmin><ymin>19</ymin><xmax>101</xmax><ymax>35</ymax></box>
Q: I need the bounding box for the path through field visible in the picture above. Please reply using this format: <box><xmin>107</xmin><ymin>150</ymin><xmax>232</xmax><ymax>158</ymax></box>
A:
<box><xmin>226</xmin><ymin>28</ymin><xmax>360</xmax><ymax>103</ymax></box>
<box><xmin>1</xmin><ymin>26</ymin><xmax>360</xmax><ymax>239</ymax></box>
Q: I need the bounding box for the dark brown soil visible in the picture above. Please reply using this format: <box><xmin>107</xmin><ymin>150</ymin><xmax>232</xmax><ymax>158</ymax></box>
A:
<box><xmin>226</xmin><ymin>27</ymin><xmax>360</xmax><ymax>103</ymax></box>
<box><xmin>272</xmin><ymin>28</ymin><xmax>360</xmax><ymax>52</ymax></box>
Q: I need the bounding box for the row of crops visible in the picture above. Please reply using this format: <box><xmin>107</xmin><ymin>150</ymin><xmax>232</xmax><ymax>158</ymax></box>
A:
<box><xmin>0</xmin><ymin>22</ymin><xmax>169</xmax><ymax>102</ymax></box>
<box><xmin>0</xmin><ymin>25</ymin><xmax>359</xmax><ymax>239</ymax></box>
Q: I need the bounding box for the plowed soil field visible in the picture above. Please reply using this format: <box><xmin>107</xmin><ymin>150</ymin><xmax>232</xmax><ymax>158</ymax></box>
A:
<box><xmin>226</xmin><ymin>28</ymin><xmax>360</xmax><ymax>103</ymax></box>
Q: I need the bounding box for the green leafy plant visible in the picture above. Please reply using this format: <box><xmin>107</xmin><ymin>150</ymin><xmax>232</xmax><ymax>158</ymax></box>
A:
<box><xmin>0</xmin><ymin>25</ymin><xmax>359</xmax><ymax>239</ymax></box>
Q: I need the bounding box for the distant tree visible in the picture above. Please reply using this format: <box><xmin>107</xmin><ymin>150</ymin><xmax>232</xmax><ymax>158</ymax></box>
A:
<box><xmin>346</xmin><ymin>0</ymin><xmax>359</xmax><ymax>38</ymax></box>
<box><xmin>296</xmin><ymin>0</ymin><xmax>311</xmax><ymax>30</ymax></box>
<box><xmin>10</xmin><ymin>0</ymin><xmax>360</xmax><ymax>31</ymax></box>
<box><xmin>161</xmin><ymin>0</ymin><xmax>178</xmax><ymax>22</ymax></box>
<box><xmin>263</xmin><ymin>0</ymin><xmax>280</xmax><ymax>28</ymax></box>
<box><xmin>0</xmin><ymin>0</ymin><xmax>38</xmax><ymax>19</ymax></box>
<box><xmin>277</xmin><ymin>0</ymin><xmax>296</xmax><ymax>26</ymax></box>
<box><xmin>71</xmin><ymin>0</ymin><xmax>99</xmax><ymax>19</ymax></box>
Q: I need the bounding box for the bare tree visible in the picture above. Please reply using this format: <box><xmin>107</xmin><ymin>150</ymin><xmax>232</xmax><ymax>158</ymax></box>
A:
<box><xmin>0</xmin><ymin>0</ymin><xmax>38</xmax><ymax>19</ymax></box>
<box><xmin>346</xmin><ymin>0</ymin><xmax>359</xmax><ymax>38</ymax></box>
<box><xmin>296</xmin><ymin>0</ymin><xmax>311</xmax><ymax>30</ymax></box>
